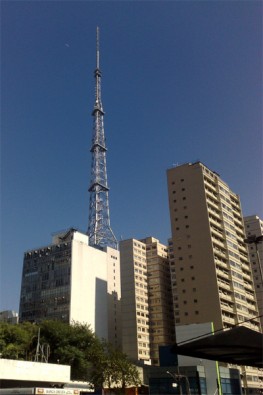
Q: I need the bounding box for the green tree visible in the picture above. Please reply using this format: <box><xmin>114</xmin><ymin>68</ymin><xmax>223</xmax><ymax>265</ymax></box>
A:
<box><xmin>0</xmin><ymin>320</ymin><xmax>141</xmax><ymax>392</ymax></box>
<box><xmin>0</xmin><ymin>322</ymin><xmax>37</xmax><ymax>360</ymax></box>
<box><xmin>39</xmin><ymin>320</ymin><xmax>100</xmax><ymax>381</ymax></box>
<box><xmin>91</xmin><ymin>340</ymin><xmax>141</xmax><ymax>393</ymax></box>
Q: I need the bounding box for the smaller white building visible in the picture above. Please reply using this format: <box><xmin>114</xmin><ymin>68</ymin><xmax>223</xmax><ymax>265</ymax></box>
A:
<box><xmin>0</xmin><ymin>310</ymin><xmax>19</xmax><ymax>324</ymax></box>
<box><xmin>0</xmin><ymin>358</ymin><xmax>93</xmax><ymax>394</ymax></box>
<box><xmin>0</xmin><ymin>358</ymin><xmax>70</xmax><ymax>384</ymax></box>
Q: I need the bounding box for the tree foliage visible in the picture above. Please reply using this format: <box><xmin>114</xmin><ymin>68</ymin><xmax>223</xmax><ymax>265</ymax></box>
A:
<box><xmin>0</xmin><ymin>321</ymin><xmax>141</xmax><ymax>391</ymax></box>
<box><xmin>89</xmin><ymin>340</ymin><xmax>141</xmax><ymax>394</ymax></box>
<box><xmin>0</xmin><ymin>321</ymin><xmax>37</xmax><ymax>360</ymax></box>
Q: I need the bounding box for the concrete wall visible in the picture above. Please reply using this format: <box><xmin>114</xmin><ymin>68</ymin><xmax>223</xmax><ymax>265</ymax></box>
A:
<box><xmin>70</xmin><ymin>232</ymin><xmax>108</xmax><ymax>339</ymax></box>
<box><xmin>0</xmin><ymin>359</ymin><xmax>70</xmax><ymax>382</ymax></box>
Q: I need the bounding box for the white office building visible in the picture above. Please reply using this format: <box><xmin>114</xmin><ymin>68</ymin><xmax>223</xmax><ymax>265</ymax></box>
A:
<box><xmin>19</xmin><ymin>228</ymin><xmax>121</xmax><ymax>346</ymax></box>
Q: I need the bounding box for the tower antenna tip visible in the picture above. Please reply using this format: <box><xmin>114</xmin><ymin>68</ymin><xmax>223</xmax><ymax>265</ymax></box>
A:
<box><xmin>96</xmin><ymin>27</ymin><xmax>100</xmax><ymax>69</ymax></box>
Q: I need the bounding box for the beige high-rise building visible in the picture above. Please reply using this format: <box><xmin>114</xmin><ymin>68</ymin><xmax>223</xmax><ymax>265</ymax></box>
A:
<box><xmin>167</xmin><ymin>162</ymin><xmax>262</xmax><ymax>392</ymax></box>
<box><xmin>244</xmin><ymin>215</ymin><xmax>263</xmax><ymax>328</ymax></box>
<box><xmin>119</xmin><ymin>237</ymin><xmax>174</xmax><ymax>365</ymax></box>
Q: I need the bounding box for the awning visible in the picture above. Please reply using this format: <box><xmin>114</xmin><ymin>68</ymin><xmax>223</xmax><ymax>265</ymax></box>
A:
<box><xmin>172</xmin><ymin>326</ymin><xmax>263</xmax><ymax>368</ymax></box>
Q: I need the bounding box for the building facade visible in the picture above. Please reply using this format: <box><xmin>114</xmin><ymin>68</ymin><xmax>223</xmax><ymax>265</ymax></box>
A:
<box><xmin>0</xmin><ymin>310</ymin><xmax>19</xmax><ymax>324</ymax></box>
<box><xmin>166</xmin><ymin>162</ymin><xmax>262</xmax><ymax>393</ymax></box>
<box><xmin>119</xmin><ymin>237</ymin><xmax>174</xmax><ymax>365</ymax></box>
<box><xmin>244</xmin><ymin>215</ymin><xmax>263</xmax><ymax>328</ymax></box>
<box><xmin>19</xmin><ymin>228</ymin><xmax>121</xmax><ymax>346</ymax></box>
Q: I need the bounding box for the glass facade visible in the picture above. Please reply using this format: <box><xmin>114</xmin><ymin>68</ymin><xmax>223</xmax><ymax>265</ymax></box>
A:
<box><xmin>19</xmin><ymin>242</ymin><xmax>72</xmax><ymax>323</ymax></box>
<box><xmin>149</xmin><ymin>375</ymin><xmax>207</xmax><ymax>395</ymax></box>
<box><xmin>220</xmin><ymin>378</ymin><xmax>242</xmax><ymax>395</ymax></box>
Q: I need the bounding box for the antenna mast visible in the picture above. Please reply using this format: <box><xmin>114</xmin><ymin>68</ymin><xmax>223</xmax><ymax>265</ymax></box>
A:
<box><xmin>87</xmin><ymin>27</ymin><xmax>117</xmax><ymax>250</ymax></box>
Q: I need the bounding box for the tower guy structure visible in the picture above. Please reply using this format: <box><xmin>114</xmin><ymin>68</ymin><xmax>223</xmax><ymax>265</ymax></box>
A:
<box><xmin>87</xmin><ymin>27</ymin><xmax>117</xmax><ymax>250</ymax></box>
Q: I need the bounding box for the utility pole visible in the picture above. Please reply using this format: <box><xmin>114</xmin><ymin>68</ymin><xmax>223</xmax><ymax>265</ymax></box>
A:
<box><xmin>166</xmin><ymin>370</ymin><xmax>191</xmax><ymax>395</ymax></box>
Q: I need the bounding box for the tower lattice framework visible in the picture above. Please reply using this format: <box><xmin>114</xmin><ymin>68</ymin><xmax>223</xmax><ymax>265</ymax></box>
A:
<box><xmin>87</xmin><ymin>27</ymin><xmax>117</xmax><ymax>250</ymax></box>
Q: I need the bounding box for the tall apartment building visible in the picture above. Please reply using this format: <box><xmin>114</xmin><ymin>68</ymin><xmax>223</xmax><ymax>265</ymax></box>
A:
<box><xmin>244</xmin><ymin>215</ymin><xmax>263</xmax><ymax>328</ymax></box>
<box><xmin>167</xmin><ymin>162</ymin><xmax>262</xmax><ymax>393</ymax></box>
<box><xmin>19</xmin><ymin>228</ymin><xmax>121</xmax><ymax>347</ymax></box>
<box><xmin>119</xmin><ymin>237</ymin><xmax>174</xmax><ymax>365</ymax></box>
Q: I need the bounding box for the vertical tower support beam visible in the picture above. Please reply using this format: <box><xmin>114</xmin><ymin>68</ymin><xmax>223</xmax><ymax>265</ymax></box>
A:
<box><xmin>87</xmin><ymin>27</ymin><xmax>117</xmax><ymax>250</ymax></box>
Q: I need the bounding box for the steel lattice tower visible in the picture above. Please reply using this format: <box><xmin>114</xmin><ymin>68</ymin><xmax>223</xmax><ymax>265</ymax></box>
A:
<box><xmin>87</xmin><ymin>27</ymin><xmax>118</xmax><ymax>250</ymax></box>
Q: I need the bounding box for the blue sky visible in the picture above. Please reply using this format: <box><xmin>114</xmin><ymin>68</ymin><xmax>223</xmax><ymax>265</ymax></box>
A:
<box><xmin>1</xmin><ymin>1</ymin><xmax>262</xmax><ymax>311</ymax></box>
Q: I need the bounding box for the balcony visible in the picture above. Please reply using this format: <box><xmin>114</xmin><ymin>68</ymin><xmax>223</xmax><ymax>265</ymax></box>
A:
<box><xmin>242</xmin><ymin>271</ymin><xmax>252</xmax><ymax>281</ymax></box>
<box><xmin>213</xmin><ymin>246</ymin><xmax>227</xmax><ymax>258</ymax></box>
<box><xmin>211</xmin><ymin>224</ymin><xmax>224</xmax><ymax>236</ymax></box>
<box><xmin>238</xmin><ymin>244</ymin><xmax>248</xmax><ymax>254</ymax></box>
<box><xmin>222</xmin><ymin>315</ymin><xmax>235</xmax><ymax>325</ymax></box>
<box><xmin>215</xmin><ymin>258</ymin><xmax>228</xmax><ymax>270</ymax></box>
<box><xmin>244</xmin><ymin>282</ymin><xmax>253</xmax><ymax>291</ymax></box>
<box><xmin>246</xmin><ymin>292</ymin><xmax>255</xmax><ymax>301</ymax></box>
<box><xmin>221</xmin><ymin>303</ymin><xmax>234</xmax><ymax>313</ymax></box>
<box><xmin>219</xmin><ymin>290</ymin><xmax>233</xmax><ymax>301</ymax></box>
<box><xmin>207</xmin><ymin>197</ymin><xmax>220</xmax><ymax>211</ymax></box>
<box><xmin>216</xmin><ymin>268</ymin><xmax>230</xmax><ymax>280</ymax></box>
<box><xmin>207</xmin><ymin>205</ymin><xmax>221</xmax><ymax>220</ymax></box>
<box><xmin>213</xmin><ymin>238</ymin><xmax>226</xmax><ymax>251</ymax></box>
<box><xmin>218</xmin><ymin>279</ymin><xmax>231</xmax><ymax>291</ymax></box>
<box><xmin>204</xmin><ymin>178</ymin><xmax>217</xmax><ymax>192</ymax></box>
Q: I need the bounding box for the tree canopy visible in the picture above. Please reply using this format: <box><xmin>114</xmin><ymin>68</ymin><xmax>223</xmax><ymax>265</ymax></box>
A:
<box><xmin>0</xmin><ymin>321</ymin><xmax>141</xmax><ymax>391</ymax></box>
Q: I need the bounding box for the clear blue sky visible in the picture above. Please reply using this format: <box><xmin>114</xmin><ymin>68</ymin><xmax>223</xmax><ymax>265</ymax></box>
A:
<box><xmin>1</xmin><ymin>1</ymin><xmax>262</xmax><ymax>312</ymax></box>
